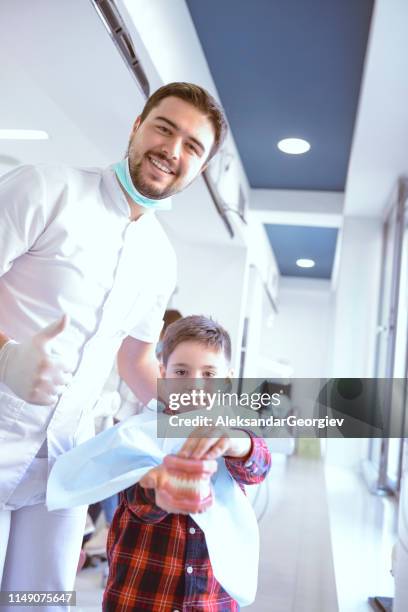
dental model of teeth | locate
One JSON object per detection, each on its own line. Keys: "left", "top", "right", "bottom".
{"left": 162, "top": 454, "right": 218, "bottom": 513}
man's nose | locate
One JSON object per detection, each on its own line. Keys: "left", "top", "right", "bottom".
{"left": 162, "top": 136, "right": 182, "bottom": 160}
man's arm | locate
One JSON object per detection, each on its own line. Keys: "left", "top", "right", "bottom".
{"left": 117, "top": 336, "right": 160, "bottom": 405}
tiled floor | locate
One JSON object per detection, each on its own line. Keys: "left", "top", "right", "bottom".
{"left": 74, "top": 454, "right": 397, "bottom": 611}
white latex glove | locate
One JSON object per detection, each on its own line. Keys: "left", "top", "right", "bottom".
{"left": 0, "top": 315, "right": 73, "bottom": 405}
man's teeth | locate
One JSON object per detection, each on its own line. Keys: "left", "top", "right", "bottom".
{"left": 168, "top": 474, "right": 210, "bottom": 496}
{"left": 150, "top": 156, "right": 172, "bottom": 174}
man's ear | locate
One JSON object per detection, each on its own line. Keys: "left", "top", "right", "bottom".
{"left": 200, "top": 162, "right": 209, "bottom": 174}
{"left": 159, "top": 362, "right": 166, "bottom": 378}
{"left": 132, "top": 116, "right": 142, "bottom": 136}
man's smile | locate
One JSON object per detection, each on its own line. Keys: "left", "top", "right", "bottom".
{"left": 147, "top": 154, "right": 175, "bottom": 175}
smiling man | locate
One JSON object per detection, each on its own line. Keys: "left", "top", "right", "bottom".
{"left": 0, "top": 82, "right": 227, "bottom": 609}
{"left": 127, "top": 95, "right": 216, "bottom": 199}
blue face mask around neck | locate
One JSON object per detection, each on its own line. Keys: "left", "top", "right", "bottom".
{"left": 113, "top": 157, "right": 172, "bottom": 211}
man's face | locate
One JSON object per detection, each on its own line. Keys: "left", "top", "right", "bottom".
{"left": 127, "top": 96, "right": 215, "bottom": 199}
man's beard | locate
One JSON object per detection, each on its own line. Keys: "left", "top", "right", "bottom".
{"left": 128, "top": 153, "right": 178, "bottom": 200}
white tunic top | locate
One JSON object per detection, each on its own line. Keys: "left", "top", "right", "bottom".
{"left": 0, "top": 163, "right": 176, "bottom": 507}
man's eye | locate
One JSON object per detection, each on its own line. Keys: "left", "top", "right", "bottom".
{"left": 186, "top": 142, "right": 198, "bottom": 155}
{"left": 203, "top": 371, "right": 216, "bottom": 378}
{"left": 175, "top": 369, "right": 187, "bottom": 376}
{"left": 157, "top": 125, "right": 171, "bottom": 134}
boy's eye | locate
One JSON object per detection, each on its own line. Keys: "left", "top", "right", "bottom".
{"left": 203, "top": 371, "right": 216, "bottom": 378}
{"left": 175, "top": 369, "right": 187, "bottom": 376}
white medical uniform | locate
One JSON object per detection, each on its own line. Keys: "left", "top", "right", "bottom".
{"left": 0, "top": 164, "right": 176, "bottom": 609}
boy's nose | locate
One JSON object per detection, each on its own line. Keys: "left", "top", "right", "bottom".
{"left": 184, "top": 376, "right": 205, "bottom": 389}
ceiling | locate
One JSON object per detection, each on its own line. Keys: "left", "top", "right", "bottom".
{"left": 186, "top": 0, "right": 373, "bottom": 278}
{"left": 186, "top": 0, "right": 374, "bottom": 191}
{"left": 264, "top": 224, "right": 338, "bottom": 279}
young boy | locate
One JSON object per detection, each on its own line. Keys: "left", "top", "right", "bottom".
{"left": 103, "top": 315, "right": 271, "bottom": 611}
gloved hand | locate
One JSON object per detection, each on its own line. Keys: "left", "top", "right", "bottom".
{"left": 0, "top": 314, "right": 73, "bottom": 405}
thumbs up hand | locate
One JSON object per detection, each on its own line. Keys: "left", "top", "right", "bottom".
{"left": 0, "top": 315, "right": 73, "bottom": 405}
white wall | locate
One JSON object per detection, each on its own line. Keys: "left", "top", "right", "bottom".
{"left": 163, "top": 229, "right": 248, "bottom": 374}
{"left": 262, "top": 278, "right": 334, "bottom": 378}
{"left": 327, "top": 216, "right": 382, "bottom": 467}
{"left": 331, "top": 216, "right": 382, "bottom": 378}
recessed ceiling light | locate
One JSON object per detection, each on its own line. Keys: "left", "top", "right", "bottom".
{"left": 277, "top": 138, "right": 310, "bottom": 155}
{"left": 296, "top": 258, "right": 315, "bottom": 268}
{"left": 0, "top": 129, "right": 49, "bottom": 140}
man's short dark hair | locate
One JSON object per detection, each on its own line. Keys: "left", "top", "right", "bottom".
{"left": 140, "top": 82, "right": 228, "bottom": 161}
{"left": 161, "top": 315, "right": 231, "bottom": 367}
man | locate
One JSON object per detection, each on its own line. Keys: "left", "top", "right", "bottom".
{"left": 0, "top": 82, "right": 227, "bottom": 607}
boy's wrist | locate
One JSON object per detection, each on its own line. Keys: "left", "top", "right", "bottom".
{"left": 225, "top": 432, "right": 252, "bottom": 459}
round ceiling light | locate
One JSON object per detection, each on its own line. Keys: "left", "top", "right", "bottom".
{"left": 277, "top": 138, "right": 310, "bottom": 155}
{"left": 296, "top": 258, "right": 315, "bottom": 268}
{"left": 0, "top": 129, "right": 49, "bottom": 140}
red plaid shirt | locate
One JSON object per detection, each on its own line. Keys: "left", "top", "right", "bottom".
{"left": 103, "top": 434, "right": 271, "bottom": 611}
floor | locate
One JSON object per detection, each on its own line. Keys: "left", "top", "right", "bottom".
{"left": 74, "top": 454, "right": 397, "bottom": 612}
{"left": 325, "top": 462, "right": 397, "bottom": 612}
{"left": 75, "top": 564, "right": 104, "bottom": 612}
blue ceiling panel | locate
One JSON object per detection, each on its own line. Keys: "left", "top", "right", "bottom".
{"left": 186, "top": 0, "right": 373, "bottom": 190}
{"left": 264, "top": 224, "right": 338, "bottom": 278}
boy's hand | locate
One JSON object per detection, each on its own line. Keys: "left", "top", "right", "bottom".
{"left": 139, "top": 466, "right": 200, "bottom": 514}
{"left": 178, "top": 425, "right": 252, "bottom": 461}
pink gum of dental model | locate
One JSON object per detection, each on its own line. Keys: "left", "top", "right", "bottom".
{"left": 161, "top": 454, "right": 218, "bottom": 513}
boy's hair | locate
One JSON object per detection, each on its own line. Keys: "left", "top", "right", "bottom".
{"left": 139, "top": 82, "right": 228, "bottom": 161}
{"left": 161, "top": 315, "right": 231, "bottom": 367}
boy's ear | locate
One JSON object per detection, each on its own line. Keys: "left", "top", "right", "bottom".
{"left": 159, "top": 363, "right": 166, "bottom": 378}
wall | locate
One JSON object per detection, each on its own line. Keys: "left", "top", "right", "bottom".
{"left": 330, "top": 216, "right": 382, "bottom": 377}
{"left": 327, "top": 216, "right": 382, "bottom": 467}
{"left": 163, "top": 229, "right": 248, "bottom": 374}
{"left": 262, "top": 278, "right": 334, "bottom": 378}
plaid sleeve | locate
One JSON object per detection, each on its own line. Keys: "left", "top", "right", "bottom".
{"left": 124, "top": 484, "right": 168, "bottom": 523}
{"left": 224, "top": 432, "right": 271, "bottom": 485}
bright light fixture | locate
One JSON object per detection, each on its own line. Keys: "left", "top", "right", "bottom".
{"left": 296, "top": 258, "right": 315, "bottom": 268}
{"left": 277, "top": 138, "right": 310, "bottom": 154}
{"left": 0, "top": 129, "right": 49, "bottom": 140}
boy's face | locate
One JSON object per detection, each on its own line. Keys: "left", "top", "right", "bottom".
{"left": 160, "top": 341, "right": 232, "bottom": 408}
{"left": 161, "top": 340, "right": 232, "bottom": 380}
